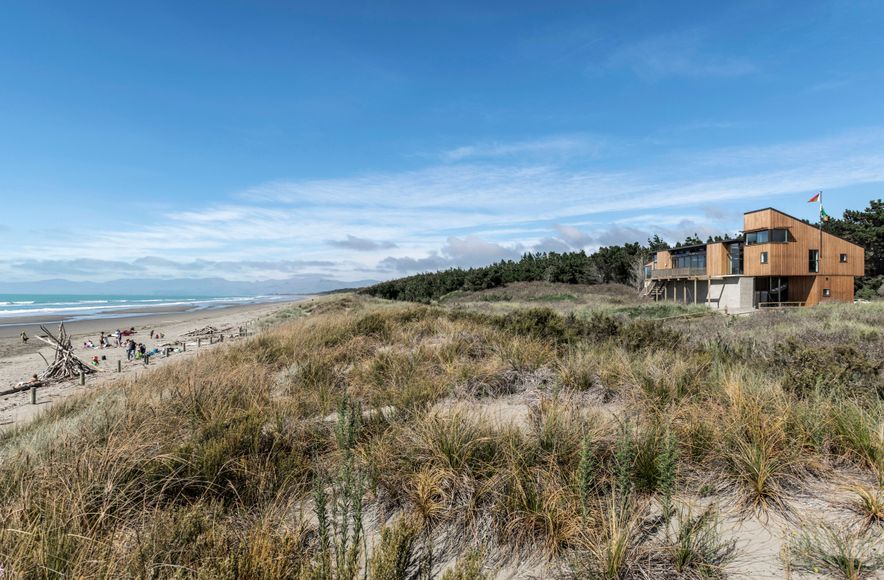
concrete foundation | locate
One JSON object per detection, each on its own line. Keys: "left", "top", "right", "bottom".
{"left": 656, "top": 276, "right": 755, "bottom": 311}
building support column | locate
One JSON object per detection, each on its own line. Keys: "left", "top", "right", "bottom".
{"left": 693, "top": 278, "right": 697, "bottom": 304}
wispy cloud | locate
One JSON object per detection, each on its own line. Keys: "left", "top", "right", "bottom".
{"left": 6, "top": 128, "right": 884, "bottom": 281}
{"left": 327, "top": 235, "right": 398, "bottom": 251}
{"left": 600, "top": 29, "right": 756, "bottom": 80}
{"left": 439, "top": 135, "right": 600, "bottom": 162}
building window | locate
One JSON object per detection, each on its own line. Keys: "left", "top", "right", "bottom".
{"left": 822, "top": 288, "right": 831, "bottom": 297}
{"left": 760, "top": 251, "right": 768, "bottom": 264}
{"left": 728, "top": 243, "right": 743, "bottom": 275}
{"left": 745, "top": 228, "right": 790, "bottom": 245}
{"left": 840, "top": 253, "right": 848, "bottom": 263}
{"left": 809, "top": 249, "right": 819, "bottom": 273}
{"left": 769, "top": 228, "right": 788, "bottom": 243}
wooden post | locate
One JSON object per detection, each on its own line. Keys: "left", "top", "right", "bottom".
{"left": 144, "top": 355, "right": 149, "bottom": 366}
{"left": 664, "top": 284, "right": 668, "bottom": 301}
{"left": 80, "top": 371, "right": 86, "bottom": 386}
{"left": 198, "top": 338, "right": 201, "bottom": 348}
{"left": 30, "top": 386, "right": 37, "bottom": 405}
{"left": 220, "top": 334, "right": 224, "bottom": 342}
{"left": 182, "top": 342, "right": 186, "bottom": 352}
{"left": 117, "top": 360, "right": 122, "bottom": 373}
{"left": 693, "top": 278, "right": 697, "bottom": 304}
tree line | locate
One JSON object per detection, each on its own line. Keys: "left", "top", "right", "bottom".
{"left": 361, "top": 199, "right": 883, "bottom": 303}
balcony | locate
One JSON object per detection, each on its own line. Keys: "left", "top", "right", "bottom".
{"left": 649, "top": 267, "right": 707, "bottom": 279}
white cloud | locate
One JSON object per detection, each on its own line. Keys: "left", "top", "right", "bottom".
{"left": 600, "top": 29, "right": 756, "bottom": 80}
{"left": 327, "top": 235, "right": 398, "bottom": 251}
{"left": 6, "top": 128, "right": 884, "bottom": 281}
{"left": 440, "top": 135, "right": 600, "bottom": 162}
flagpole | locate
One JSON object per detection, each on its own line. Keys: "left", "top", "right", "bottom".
{"left": 818, "top": 191, "right": 823, "bottom": 271}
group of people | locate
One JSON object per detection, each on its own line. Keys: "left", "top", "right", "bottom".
{"left": 79, "top": 329, "right": 162, "bottom": 364}
{"left": 124, "top": 339, "right": 149, "bottom": 361}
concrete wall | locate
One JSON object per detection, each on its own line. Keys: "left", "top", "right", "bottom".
{"left": 708, "top": 277, "right": 754, "bottom": 311}
{"left": 657, "top": 277, "right": 754, "bottom": 310}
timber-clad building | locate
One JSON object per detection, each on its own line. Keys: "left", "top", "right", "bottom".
{"left": 643, "top": 208, "right": 865, "bottom": 309}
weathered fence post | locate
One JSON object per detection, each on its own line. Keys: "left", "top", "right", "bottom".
{"left": 30, "top": 386, "right": 37, "bottom": 405}
{"left": 80, "top": 371, "right": 86, "bottom": 386}
{"left": 117, "top": 360, "right": 122, "bottom": 373}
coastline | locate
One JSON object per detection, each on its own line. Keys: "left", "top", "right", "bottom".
{"left": 0, "top": 296, "right": 311, "bottom": 428}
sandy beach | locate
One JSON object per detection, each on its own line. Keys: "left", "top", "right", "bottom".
{"left": 0, "top": 298, "right": 309, "bottom": 428}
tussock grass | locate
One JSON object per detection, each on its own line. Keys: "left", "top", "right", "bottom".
{"left": 786, "top": 521, "right": 884, "bottom": 580}
{"left": 0, "top": 291, "right": 881, "bottom": 577}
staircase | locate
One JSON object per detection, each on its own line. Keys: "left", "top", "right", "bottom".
{"left": 644, "top": 280, "right": 665, "bottom": 300}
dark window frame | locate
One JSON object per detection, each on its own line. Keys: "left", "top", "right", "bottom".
{"left": 809, "top": 249, "right": 820, "bottom": 273}
{"left": 760, "top": 251, "right": 768, "bottom": 264}
{"left": 839, "top": 253, "right": 848, "bottom": 263}
{"left": 745, "top": 228, "right": 791, "bottom": 245}
{"left": 822, "top": 288, "right": 831, "bottom": 297}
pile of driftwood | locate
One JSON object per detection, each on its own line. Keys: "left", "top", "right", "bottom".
{"left": 183, "top": 325, "right": 232, "bottom": 337}
{"left": 35, "top": 323, "right": 95, "bottom": 381}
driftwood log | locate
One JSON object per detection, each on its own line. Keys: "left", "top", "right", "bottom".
{"left": 34, "top": 323, "right": 95, "bottom": 381}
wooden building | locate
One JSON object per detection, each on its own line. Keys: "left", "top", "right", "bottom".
{"left": 643, "top": 208, "right": 865, "bottom": 309}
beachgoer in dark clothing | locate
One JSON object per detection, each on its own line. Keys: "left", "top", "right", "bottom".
{"left": 126, "top": 340, "right": 136, "bottom": 361}
{"left": 20, "top": 331, "right": 28, "bottom": 343}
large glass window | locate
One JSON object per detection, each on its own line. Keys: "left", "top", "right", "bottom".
{"left": 746, "top": 228, "right": 789, "bottom": 244}
{"left": 809, "top": 249, "right": 819, "bottom": 273}
{"left": 770, "top": 229, "right": 788, "bottom": 243}
{"left": 728, "top": 243, "right": 743, "bottom": 275}
{"left": 672, "top": 251, "right": 706, "bottom": 270}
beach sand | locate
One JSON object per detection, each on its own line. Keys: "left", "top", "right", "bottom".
{"left": 0, "top": 298, "right": 308, "bottom": 428}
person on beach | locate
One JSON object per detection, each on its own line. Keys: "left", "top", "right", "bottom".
{"left": 99, "top": 332, "right": 106, "bottom": 349}
{"left": 149, "top": 330, "right": 154, "bottom": 340}
{"left": 126, "top": 339, "right": 136, "bottom": 361}
{"left": 20, "top": 331, "right": 28, "bottom": 343}
{"left": 19, "top": 374, "right": 42, "bottom": 388}
{"left": 114, "top": 329, "right": 122, "bottom": 347}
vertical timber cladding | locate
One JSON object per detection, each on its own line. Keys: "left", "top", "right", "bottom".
{"left": 655, "top": 250, "right": 672, "bottom": 270}
{"left": 789, "top": 276, "right": 816, "bottom": 306}
{"left": 743, "top": 208, "right": 864, "bottom": 278}
{"left": 706, "top": 242, "right": 729, "bottom": 277}
{"left": 814, "top": 275, "right": 855, "bottom": 304}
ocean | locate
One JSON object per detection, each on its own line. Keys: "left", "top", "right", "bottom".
{"left": 0, "top": 294, "right": 297, "bottom": 322}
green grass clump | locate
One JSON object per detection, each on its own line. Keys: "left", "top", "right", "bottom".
{"left": 786, "top": 521, "right": 884, "bottom": 580}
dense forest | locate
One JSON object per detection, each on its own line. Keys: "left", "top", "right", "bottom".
{"left": 362, "top": 199, "right": 884, "bottom": 303}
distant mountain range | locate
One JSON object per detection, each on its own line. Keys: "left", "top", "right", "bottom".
{"left": 0, "top": 276, "right": 378, "bottom": 296}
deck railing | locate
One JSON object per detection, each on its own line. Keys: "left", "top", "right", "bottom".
{"left": 649, "top": 267, "right": 707, "bottom": 279}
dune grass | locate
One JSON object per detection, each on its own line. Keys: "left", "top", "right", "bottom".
{"left": 0, "top": 291, "right": 881, "bottom": 577}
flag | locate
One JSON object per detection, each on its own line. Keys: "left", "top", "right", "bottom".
{"left": 820, "top": 206, "right": 830, "bottom": 222}
{"left": 808, "top": 192, "right": 820, "bottom": 203}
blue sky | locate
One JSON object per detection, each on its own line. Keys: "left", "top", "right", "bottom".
{"left": 1, "top": 1, "right": 883, "bottom": 282}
